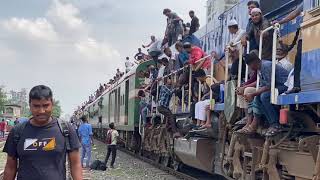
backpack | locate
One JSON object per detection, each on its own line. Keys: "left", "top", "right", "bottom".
{"left": 90, "top": 160, "right": 106, "bottom": 171}
{"left": 13, "top": 118, "right": 72, "bottom": 152}
{"left": 106, "top": 130, "right": 112, "bottom": 145}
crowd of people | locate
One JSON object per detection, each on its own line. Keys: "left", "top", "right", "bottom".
{"left": 138, "top": 1, "right": 302, "bottom": 139}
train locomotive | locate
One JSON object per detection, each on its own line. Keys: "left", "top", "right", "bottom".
{"left": 76, "top": 0, "right": 320, "bottom": 179}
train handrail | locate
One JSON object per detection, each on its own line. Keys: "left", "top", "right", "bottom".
{"left": 271, "top": 23, "right": 281, "bottom": 104}
{"left": 245, "top": 41, "right": 250, "bottom": 82}
{"left": 257, "top": 25, "right": 275, "bottom": 90}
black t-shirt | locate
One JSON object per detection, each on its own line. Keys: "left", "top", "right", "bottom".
{"left": 3, "top": 118, "right": 80, "bottom": 180}
{"left": 135, "top": 52, "right": 145, "bottom": 60}
{"left": 190, "top": 16, "right": 200, "bottom": 35}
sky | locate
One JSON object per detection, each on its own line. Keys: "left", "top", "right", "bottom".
{"left": 0, "top": 0, "right": 207, "bottom": 116}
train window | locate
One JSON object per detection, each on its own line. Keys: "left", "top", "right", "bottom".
{"left": 314, "top": 0, "right": 320, "bottom": 8}
{"left": 260, "top": 0, "right": 293, "bottom": 15}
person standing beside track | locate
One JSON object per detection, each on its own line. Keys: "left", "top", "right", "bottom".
{"left": 2, "top": 85, "right": 82, "bottom": 180}
{"left": 104, "top": 123, "right": 119, "bottom": 168}
{"left": 0, "top": 119, "right": 6, "bottom": 138}
{"left": 78, "top": 116, "right": 94, "bottom": 169}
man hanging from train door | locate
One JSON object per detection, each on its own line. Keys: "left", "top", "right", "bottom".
{"left": 272, "top": 1, "right": 303, "bottom": 94}
{"left": 157, "top": 77, "right": 182, "bottom": 138}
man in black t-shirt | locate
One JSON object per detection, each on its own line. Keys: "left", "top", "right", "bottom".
{"left": 3, "top": 85, "right": 82, "bottom": 180}
{"left": 189, "top": 10, "right": 200, "bottom": 35}
{"left": 134, "top": 48, "right": 146, "bottom": 61}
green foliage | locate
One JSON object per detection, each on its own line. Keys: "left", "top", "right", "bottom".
{"left": 0, "top": 88, "right": 7, "bottom": 114}
{"left": 52, "top": 99, "right": 62, "bottom": 118}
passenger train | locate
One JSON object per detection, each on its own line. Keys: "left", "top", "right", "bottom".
{"left": 77, "top": 0, "right": 320, "bottom": 179}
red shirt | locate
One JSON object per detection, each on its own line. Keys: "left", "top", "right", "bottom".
{"left": 0, "top": 122, "right": 5, "bottom": 131}
{"left": 188, "top": 46, "right": 211, "bottom": 69}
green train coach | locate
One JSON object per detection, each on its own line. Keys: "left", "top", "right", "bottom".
{"left": 83, "top": 61, "right": 154, "bottom": 149}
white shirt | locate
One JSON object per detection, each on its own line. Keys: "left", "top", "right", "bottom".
{"left": 149, "top": 40, "right": 162, "bottom": 53}
{"left": 229, "top": 28, "right": 246, "bottom": 45}
{"left": 125, "top": 61, "right": 134, "bottom": 72}
{"left": 157, "top": 65, "right": 166, "bottom": 85}
{"left": 277, "top": 57, "right": 293, "bottom": 72}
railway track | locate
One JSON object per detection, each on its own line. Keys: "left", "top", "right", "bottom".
{"left": 118, "top": 147, "right": 197, "bottom": 180}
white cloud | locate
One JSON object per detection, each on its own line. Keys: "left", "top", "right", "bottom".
{"left": 2, "top": 17, "right": 58, "bottom": 41}
{"left": 0, "top": 0, "right": 122, "bottom": 115}
{"left": 0, "top": 0, "right": 206, "bottom": 115}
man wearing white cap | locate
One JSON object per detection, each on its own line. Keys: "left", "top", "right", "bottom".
{"left": 243, "top": 7, "right": 273, "bottom": 60}
{"left": 228, "top": 19, "right": 245, "bottom": 47}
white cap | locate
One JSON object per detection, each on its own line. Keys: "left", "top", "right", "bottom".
{"left": 251, "top": 8, "right": 262, "bottom": 14}
{"left": 228, "top": 19, "right": 238, "bottom": 27}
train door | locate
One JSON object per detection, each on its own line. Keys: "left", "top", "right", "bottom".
{"left": 125, "top": 80, "right": 129, "bottom": 125}
{"left": 117, "top": 87, "right": 121, "bottom": 123}
{"left": 108, "top": 93, "right": 111, "bottom": 123}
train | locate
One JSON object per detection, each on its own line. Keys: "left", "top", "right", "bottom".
{"left": 77, "top": 0, "right": 320, "bottom": 179}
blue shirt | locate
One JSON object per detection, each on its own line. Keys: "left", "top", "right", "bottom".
{"left": 159, "top": 85, "right": 174, "bottom": 108}
{"left": 78, "top": 123, "right": 93, "bottom": 145}
{"left": 259, "top": 60, "right": 289, "bottom": 88}
{"left": 178, "top": 51, "right": 189, "bottom": 67}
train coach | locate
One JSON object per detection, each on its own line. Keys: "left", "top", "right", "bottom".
{"left": 78, "top": 0, "right": 320, "bottom": 179}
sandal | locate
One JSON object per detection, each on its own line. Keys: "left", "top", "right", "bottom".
{"left": 241, "top": 125, "right": 257, "bottom": 135}
{"left": 265, "top": 126, "right": 282, "bottom": 137}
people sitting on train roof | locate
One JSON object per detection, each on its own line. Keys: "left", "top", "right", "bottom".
{"left": 272, "top": 2, "right": 303, "bottom": 94}
{"left": 157, "top": 77, "right": 181, "bottom": 138}
{"left": 191, "top": 69, "right": 218, "bottom": 131}
{"left": 183, "top": 42, "right": 211, "bottom": 73}
{"left": 134, "top": 48, "right": 146, "bottom": 62}
{"left": 245, "top": 1, "right": 260, "bottom": 51}
{"left": 227, "top": 19, "right": 245, "bottom": 47}
{"left": 189, "top": 10, "right": 200, "bottom": 35}
{"left": 116, "top": 69, "right": 122, "bottom": 79}
{"left": 175, "top": 41, "right": 189, "bottom": 68}
{"left": 241, "top": 7, "right": 273, "bottom": 60}
{"left": 239, "top": 51, "right": 289, "bottom": 136}
{"left": 163, "top": 8, "right": 184, "bottom": 47}
{"left": 142, "top": 35, "right": 156, "bottom": 49}
{"left": 138, "top": 90, "right": 151, "bottom": 126}
{"left": 125, "top": 57, "right": 135, "bottom": 73}
{"left": 144, "top": 36, "right": 163, "bottom": 64}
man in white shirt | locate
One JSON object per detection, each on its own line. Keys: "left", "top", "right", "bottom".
{"left": 125, "top": 57, "right": 135, "bottom": 73}
{"left": 228, "top": 19, "right": 246, "bottom": 47}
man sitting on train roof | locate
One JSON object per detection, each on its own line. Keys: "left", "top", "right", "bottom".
{"left": 228, "top": 19, "right": 245, "bottom": 47}
{"left": 125, "top": 57, "right": 135, "bottom": 73}
{"left": 134, "top": 48, "right": 146, "bottom": 62}
{"left": 239, "top": 51, "right": 289, "bottom": 136}
{"left": 183, "top": 42, "right": 211, "bottom": 73}
{"left": 241, "top": 8, "right": 273, "bottom": 60}
{"left": 157, "top": 77, "right": 181, "bottom": 138}
{"left": 175, "top": 41, "right": 189, "bottom": 69}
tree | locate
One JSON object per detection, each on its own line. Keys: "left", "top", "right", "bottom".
{"left": 0, "top": 87, "right": 7, "bottom": 114}
{"left": 52, "top": 99, "right": 62, "bottom": 118}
